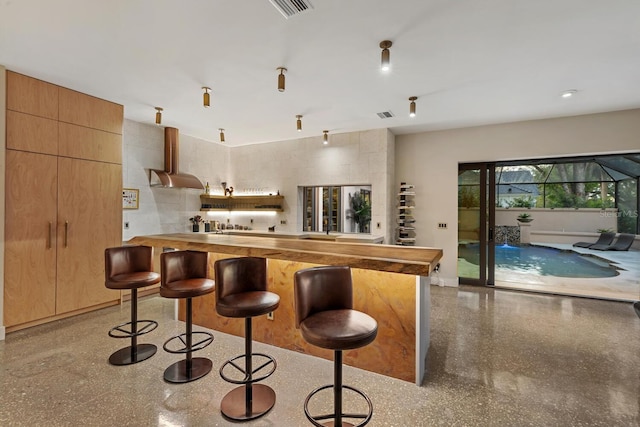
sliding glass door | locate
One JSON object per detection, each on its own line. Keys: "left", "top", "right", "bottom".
{"left": 458, "top": 163, "right": 496, "bottom": 285}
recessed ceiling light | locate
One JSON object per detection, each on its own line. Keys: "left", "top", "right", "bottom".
{"left": 561, "top": 90, "right": 577, "bottom": 98}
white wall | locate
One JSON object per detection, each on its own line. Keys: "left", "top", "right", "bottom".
{"left": 122, "top": 120, "right": 230, "bottom": 241}
{"left": 228, "top": 129, "right": 395, "bottom": 242}
{"left": 396, "top": 109, "right": 640, "bottom": 285}
{"left": 123, "top": 124, "right": 394, "bottom": 243}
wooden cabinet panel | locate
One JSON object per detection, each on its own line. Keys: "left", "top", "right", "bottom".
{"left": 6, "top": 110, "right": 59, "bottom": 155}
{"left": 55, "top": 158, "right": 122, "bottom": 313}
{"left": 4, "top": 151, "right": 58, "bottom": 326}
{"left": 58, "top": 88, "right": 123, "bottom": 134}
{"left": 6, "top": 71, "right": 58, "bottom": 119}
{"left": 5, "top": 71, "right": 125, "bottom": 330}
{"left": 58, "top": 122, "right": 122, "bottom": 164}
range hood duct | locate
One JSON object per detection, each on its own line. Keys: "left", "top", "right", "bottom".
{"left": 149, "top": 127, "right": 204, "bottom": 189}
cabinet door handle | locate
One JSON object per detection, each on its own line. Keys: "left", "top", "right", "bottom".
{"left": 64, "top": 221, "right": 69, "bottom": 248}
{"left": 47, "top": 222, "right": 52, "bottom": 249}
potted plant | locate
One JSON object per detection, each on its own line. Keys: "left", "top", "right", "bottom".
{"left": 517, "top": 213, "right": 533, "bottom": 223}
{"left": 189, "top": 215, "right": 203, "bottom": 232}
{"left": 347, "top": 192, "right": 372, "bottom": 233}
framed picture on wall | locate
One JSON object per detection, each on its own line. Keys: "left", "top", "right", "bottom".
{"left": 122, "top": 188, "right": 139, "bottom": 209}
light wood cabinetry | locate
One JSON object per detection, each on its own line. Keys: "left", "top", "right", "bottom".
{"left": 4, "top": 151, "right": 58, "bottom": 326}
{"left": 56, "top": 158, "right": 122, "bottom": 313}
{"left": 4, "top": 71, "right": 123, "bottom": 330}
{"left": 58, "top": 122, "right": 122, "bottom": 163}
{"left": 6, "top": 71, "right": 58, "bottom": 119}
{"left": 6, "top": 111, "right": 58, "bottom": 155}
{"left": 59, "top": 87, "right": 123, "bottom": 134}
{"left": 200, "top": 194, "right": 285, "bottom": 212}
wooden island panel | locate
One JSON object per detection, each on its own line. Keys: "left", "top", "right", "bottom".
{"left": 128, "top": 233, "right": 442, "bottom": 383}
{"left": 191, "top": 256, "right": 417, "bottom": 382}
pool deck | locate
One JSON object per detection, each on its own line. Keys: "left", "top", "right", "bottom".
{"left": 495, "top": 243, "right": 640, "bottom": 301}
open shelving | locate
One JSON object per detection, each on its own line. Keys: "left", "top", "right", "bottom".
{"left": 396, "top": 183, "right": 416, "bottom": 246}
{"left": 200, "top": 194, "right": 284, "bottom": 212}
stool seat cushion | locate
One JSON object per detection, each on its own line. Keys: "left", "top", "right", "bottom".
{"left": 300, "top": 309, "right": 378, "bottom": 351}
{"left": 106, "top": 271, "right": 161, "bottom": 290}
{"left": 160, "top": 278, "right": 215, "bottom": 299}
{"left": 217, "top": 291, "right": 280, "bottom": 318}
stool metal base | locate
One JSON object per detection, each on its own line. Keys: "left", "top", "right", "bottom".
{"left": 304, "top": 384, "right": 372, "bottom": 427}
{"left": 221, "top": 384, "right": 276, "bottom": 421}
{"left": 109, "top": 343, "right": 157, "bottom": 366}
{"left": 164, "top": 357, "right": 212, "bottom": 383}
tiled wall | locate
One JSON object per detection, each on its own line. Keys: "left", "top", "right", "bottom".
{"left": 123, "top": 121, "right": 394, "bottom": 243}
{"left": 122, "top": 120, "right": 229, "bottom": 241}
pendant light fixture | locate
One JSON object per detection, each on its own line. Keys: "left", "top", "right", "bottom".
{"left": 202, "top": 87, "right": 211, "bottom": 108}
{"left": 380, "top": 40, "right": 392, "bottom": 72}
{"left": 277, "top": 67, "right": 287, "bottom": 92}
{"left": 219, "top": 128, "right": 225, "bottom": 143}
{"left": 409, "top": 96, "right": 417, "bottom": 117}
{"left": 323, "top": 130, "right": 329, "bottom": 145}
{"left": 155, "top": 107, "right": 163, "bottom": 125}
{"left": 296, "top": 115, "right": 303, "bottom": 132}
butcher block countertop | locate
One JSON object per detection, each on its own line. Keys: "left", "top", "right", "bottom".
{"left": 128, "top": 233, "right": 442, "bottom": 276}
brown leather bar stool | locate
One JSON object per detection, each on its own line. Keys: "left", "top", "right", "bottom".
{"left": 294, "top": 266, "right": 378, "bottom": 427}
{"left": 161, "top": 250, "right": 215, "bottom": 383}
{"left": 214, "top": 257, "right": 280, "bottom": 421}
{"left": 105, "top": 245, "right": 160, "bottom": 366}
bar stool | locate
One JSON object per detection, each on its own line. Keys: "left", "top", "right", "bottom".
{"left": 105, "top": 245, "right": 160, "bottom": 366}
{"left": 294, "top": 266, "right": 378, "bottom": 427}
{"left": 161, "top": 250, "right": 215, "bottom": 383}
{"left": 214, "top": 257, "right": 280, "bottom": 421}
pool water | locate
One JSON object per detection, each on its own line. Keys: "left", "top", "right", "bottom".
{"left": 458, "top": 244, "right": 619, "bottom": 278}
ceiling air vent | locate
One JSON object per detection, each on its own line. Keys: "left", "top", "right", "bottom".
{"left": 269, "top": 0, "right": 314, "bottom": 19}
{"left": 376, "top": 111, "right": 395, "bottom": 119}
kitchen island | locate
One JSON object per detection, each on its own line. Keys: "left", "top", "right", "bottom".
{"left": 128, "top": 233, "right": 442, "bottom": 384}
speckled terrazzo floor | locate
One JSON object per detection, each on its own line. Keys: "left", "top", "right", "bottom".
{"left": 1, "top": 286, "right": 639, "bottom": 426}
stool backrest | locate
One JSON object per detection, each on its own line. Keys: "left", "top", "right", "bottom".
{"left": 105, "top": 245, "right": 154, "bottom": 281}
{"left": 215, "top": 257, "right": 267, "bottom": 299}
{"left": 161, "top": 250, "right": 209, "bottom": 285}
{"left": 293, "top": 265, "right": 353, "bottom": 328}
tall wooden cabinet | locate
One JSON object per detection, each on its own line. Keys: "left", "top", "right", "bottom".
{"left": 4, "top": 71, "right": 123, "bottom": 330}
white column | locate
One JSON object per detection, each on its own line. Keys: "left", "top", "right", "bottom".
{"left": 415, "top": 274, "right": 430, "bottom": 385}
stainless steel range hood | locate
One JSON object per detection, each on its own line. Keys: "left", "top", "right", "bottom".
{"left": 149, "top": 127, "right": 204, "bottom": 189}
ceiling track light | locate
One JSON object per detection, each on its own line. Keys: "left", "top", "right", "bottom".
{"left": 296, "top": 115, "right": 303, "bottom": 132}
{"left": 219, "top": 128, "right": 225, "bottom": 143}
{"left": 409, "top": 96, "right": 417, "bottom": 117}
{"left": 323, "top": 130, "right": 329, "bottom": 145}
{"left": 380, "top": 40, "right": 392, "bottom": 72}
{"left": 277, "top": 67, "right": 287, "bottom": 92}
{"left": 202, "top": 87, "right": 211, "bottom": 108}
{"left": 155, "top": 107, "right": 163, "bottom": 125}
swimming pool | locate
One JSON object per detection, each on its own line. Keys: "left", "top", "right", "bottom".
{"left": 458, "top": 244, "right": 619, "bottom": 278}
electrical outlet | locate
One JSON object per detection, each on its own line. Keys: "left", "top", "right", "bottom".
{"left": 280, "top": 219, "right": 287, "bottom": 225}
{"left": 250, "top": 218, "right": 254, "bottom": 224}
{"left": 437, "top": 223, "right": 448, "bottom": 229}
{"left": 124, "top": 222, "right": 129, "bottom": 229}
{"left": 377, "top": 222, "right": 381, "bottom": 229}
{"left": 266, "top": 312, "right": 274, "bottom": 320}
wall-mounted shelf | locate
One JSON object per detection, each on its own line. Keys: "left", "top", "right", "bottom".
{"left": 396, "top": 183, "right": 416, "bottom": 246}
{"left": 200, "top": 194, "right": 284, "bottom": 212}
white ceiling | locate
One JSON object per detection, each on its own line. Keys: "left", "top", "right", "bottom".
{"left": 2, "top": 0, "right": 640, "bottom": 147}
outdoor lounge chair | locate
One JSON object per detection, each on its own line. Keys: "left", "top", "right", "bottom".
{"left": 590, "top": 233, "right": 636, "bottom": 251}
{"left": 572, "top": 232, "right": 615, "bottom": 248}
